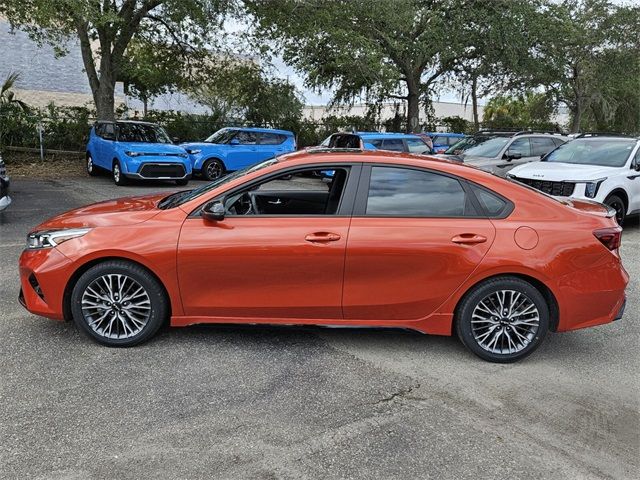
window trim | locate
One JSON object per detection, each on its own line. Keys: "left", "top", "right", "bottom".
{"left": 189, "top": 163, "right": 362, "bottom": 218}
{"left": 353, "top": 163, "right": 513, "bottom": 219}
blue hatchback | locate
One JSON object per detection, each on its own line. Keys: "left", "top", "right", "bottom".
{"left": 181, "top": 127, "right": 296, "bottom": 180}
{"left": 86, "top": 120, "right": 191, "bottom": 186}
{"left": 320, "top": 131, "right": 432, "bottom": 153}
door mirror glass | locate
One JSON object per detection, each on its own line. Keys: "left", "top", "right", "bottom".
{"left": 202, "top": 201, "right": 225, "bottom": 221}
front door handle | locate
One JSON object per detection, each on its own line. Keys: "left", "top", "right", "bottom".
{"left": 452, "top": 233, "right": 487, "bottom": 245}
{"left": 305, "top": 232, "right": 341, "bottom": 243}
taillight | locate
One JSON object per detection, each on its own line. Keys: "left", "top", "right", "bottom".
{"left": 593, "top": 227, "right": 622, "bottom": 251}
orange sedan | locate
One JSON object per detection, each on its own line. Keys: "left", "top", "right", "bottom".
{"left": 19, "top": 150, "right": 628, "bottom": 362}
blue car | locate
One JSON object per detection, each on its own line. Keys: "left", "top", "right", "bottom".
{"left": 86, "top": 120, "right": 191, "bottom": 186}
{"left": 320, "top": 131, "right": 432, "bottom": 154}
{"left": 181, "top": 127, "right": 296, "bottom": 180}
{"left": 427, "top": 132, "right": 466, "bottom": 154}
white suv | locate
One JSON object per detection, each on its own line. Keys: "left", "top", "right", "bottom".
{"left": 508, "top": 134, "right": 640, "bottom": 226}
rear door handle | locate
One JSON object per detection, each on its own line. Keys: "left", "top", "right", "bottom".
{"left": 305, "top": 232, "right": 341, "bottom": 243}
{"left": 452, "top": 234, "right": 487, "bottom": 245}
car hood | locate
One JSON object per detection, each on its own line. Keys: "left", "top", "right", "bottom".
{"left": 34, "top": 193, "right": 168, "bottom": 231}
{"left": 508, "top": 161, "right": 620, "bottom": 181}
{"left": 460, "top": 155, "right": 500, "bottom": 168}
{"left": 180, "top": 142, "right": 222, "bottom": 150}
{"left": 120, "top": 142, "right": 187, "bottom": 155}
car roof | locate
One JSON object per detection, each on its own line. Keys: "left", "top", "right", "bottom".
{"left": 226, "top": 127, "right": 294, "bottom": 135}
{"left": 429, "top": 132, "right": 465, "bottom": 137}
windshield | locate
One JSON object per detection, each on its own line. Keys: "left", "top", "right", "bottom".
{"left": 205, "top": 128, "right": 238, "bottom": 144}
{"left": 158, "top": 158, "right": 279, "bottom": 209}
{"left": 544, "top": 138, "right": 635, "bottom": 167}
{"left": 464, "top": 137, "right": 511, "bottom": 158}
{"left": 444, "top": 136, "right": 487, "bottom": 154}
{"left": 116, "top": 123, "right": 172, "bottom": 143}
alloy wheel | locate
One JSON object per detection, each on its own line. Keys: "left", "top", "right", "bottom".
{"left": 81, "top": 274, "right": 151, "bottom": 339}
{"left": 471, "top": 289, "right": 540, "bottom": 355}
{"left": 206, "top": 160, "right": 223, "bottom": 180}
{"left": 113, "top": 164, "right": 121, "bottom": 183}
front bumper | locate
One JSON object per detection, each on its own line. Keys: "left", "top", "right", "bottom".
{"left": 19, "top": 247, "right": 74, "bottom": 320}
{"left": 0, "top": 175, "right": 11, "bottom": 211}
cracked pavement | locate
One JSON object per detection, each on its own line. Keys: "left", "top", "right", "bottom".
{"left": 1, "top": 175, "right": 638, "bottom": 479}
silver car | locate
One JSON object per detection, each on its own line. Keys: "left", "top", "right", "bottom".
{"left": 450, "top": 132, "right": 568, "bottom": 177}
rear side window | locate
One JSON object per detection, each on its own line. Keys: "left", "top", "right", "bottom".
{"left": 530, "top": 137, "right": 557, "bottom": 156}
{"left": 259, "top": 133, "right": 286, "bottom": 145}
{"left": 470, "top": 184, "right": 509, "bottom": 217}
{"left": 366, "top": 166, "right": 473, "bottom": 217}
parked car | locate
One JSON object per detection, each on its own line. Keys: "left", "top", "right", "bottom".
{"left": 320, "top": 131, "right": 431, "bottom": 154}
{"left": 181, "top": 127, "right": 296, "bottom": 181}
{"left": 427, "top": 132, "right": 466, "bottom": 153}
{"left": 450, "top": 131, "right": 568, "bottom": 177}
{"left": 0, "top": 154, "right": 11, "bottom": 212}
{"left": 86, "top": 120, "right": 191, "bottom": 186}
{"left": 441, "top": 130, "right": 519, "bottom": 156}
{"left": 19, "top": 150, "right": 628, "bottom": 363}
{"left": 508, "top": 134, "right": 640, "bottom": 226}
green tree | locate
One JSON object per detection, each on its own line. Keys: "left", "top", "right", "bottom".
{"left": 0, "top": 72, "right": 29, "bottom": 112}
{"left": 482, "top": 92, "right": 558, "bottom": 131}
{"left": 531, "top": 0, "right": 639, "bottom": 132}
{"left": 245, "top": 0, "right": 469, "bottom": 133}
{"left": 0, "top": 0, "right": 232, "bottom": 120}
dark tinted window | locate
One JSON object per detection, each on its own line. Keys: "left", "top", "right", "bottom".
{"left": 508, "top": 138, "right": 531, "bottom": 157}
{"left": 381, "top": 139, "right": 405, "bottom": 151}
{"left": 116, "top": 123, "right": 170, "bottom": 143}
{"left": 530, "top": 137, "right": 557, "bottom": 156}
{"left": 235, "top": 131, "right": 258, "bottom": 144}
{"left": 94, "top": 123, "right": 105, "bottom": 137}
{"left": 366, "top": 167, "right": 470, "bottom": 217}
{"left": 259, "top": 133, "right": 286, "bottom": 145}
{"left": 471, "top": 185, "right": 508, "bottom": 217}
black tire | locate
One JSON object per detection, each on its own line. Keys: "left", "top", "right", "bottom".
{"left": 86, "top": 154, "right": 98, "bottom": 176}
{"left": 604, "top": 193, "right": 626, "bottom": 227}
{"left": 112, "top": 160, "right": 128, "bottom": 186}
{"left": 202, "top": 158, "right": 225, "bottom": 181}
{"left": 455, "top": 276, "right": 549, "bottom": 363}
{"left": 70, "top": 260, "right": 169, "bottom": 347}
{"left": 175, "top": 178, "right": 189, "bottom": 186}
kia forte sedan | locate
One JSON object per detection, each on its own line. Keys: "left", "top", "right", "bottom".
{"left": 19, "top": 150, "right": 628, "bottom": 362}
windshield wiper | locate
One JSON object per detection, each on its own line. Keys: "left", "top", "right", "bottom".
{"left": 158, "top": 189, "right": 193, "bottom": 209}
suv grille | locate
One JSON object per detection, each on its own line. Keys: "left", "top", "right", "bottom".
{"left": 512, "top": 176, "right": 575, "bottom": 196}
{"left": 139, "top": 163, "right": 186, "bottom": 178}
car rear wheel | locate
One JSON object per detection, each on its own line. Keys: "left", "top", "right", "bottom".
{"left": 202, "top": 158, "right": 224, "bottom": 181}
{"left": 456, "top": 276, "right": 549, "bottom": 363}
{"left": 604, "top": 194, "right": 626, "bottom": 227}
{"left": 112, "top": 160, "right": 128, "bottom": 186}
{"left": 86, "top": 154, "right": 98, "bottom": 176}
{"left": 70, "top": 260, "right": 168, "bottom": 347}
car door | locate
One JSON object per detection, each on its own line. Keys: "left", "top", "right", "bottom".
{"left": 226, "top": 130, "right": 260, "bottom": 169}
{"left": 97, "top": 122, "right": 117, "bottom": 169}
{"left": 177, "top": 164, "right": 360, "bottom": 320}
{"left": 496, "top": 137, "right": 532, "bottom": 174}
{"left": 257, "top": 133, "right": 287, "bottom": 161}
{"left": 628, "top": 148, "right": 640, "bottom": 213}
{"left": 343, "top": 165, "right": 496, "bottom": 322}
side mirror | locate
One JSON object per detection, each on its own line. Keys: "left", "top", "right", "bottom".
{"left": 202, "top": 201, "right": 225, "bottom": 222}
{"left": 634, "top": 163, "right": 640, "bottom": 172}
{"left": 229, "top": 138, "right": 240, "bottom": 145}
{"left": 504, "top": 151, "right": 522, "bottom": 161}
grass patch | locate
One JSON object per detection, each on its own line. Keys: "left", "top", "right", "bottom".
{"left": 2, "top": 150, "right": 85, "bottom": 178}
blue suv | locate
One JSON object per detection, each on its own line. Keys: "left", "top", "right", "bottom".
{"left": 86, "top": 120, "right": 191, "bottom": 186}
{"left": 181, "top": 127, "right": 296, "bottom": 180}
{"left": 427, "top": 132, "right": 466, "bottom": 153}
{"left": 320, "top": 132, "right": 431, "bottom": 153}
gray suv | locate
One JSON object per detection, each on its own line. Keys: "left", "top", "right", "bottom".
{"left": 449, "top": 131, "right": 568, "bottom": 177}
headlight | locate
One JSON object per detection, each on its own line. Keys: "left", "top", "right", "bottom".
{"left": 186, "top": 149, "right": 201, "bottom": 155}
{"left": 26, "top": 228, "right": 91, "bottom": 250}
{"left": 125, "top": 151, "right": 142, "bottom": 157}
{"left": 584, "top": 178, "right": 606, "bottom": 198}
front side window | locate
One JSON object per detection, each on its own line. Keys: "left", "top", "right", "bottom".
{"left": 508, "top": 138, "right": 531, "bottom": 157}
{"left": 381, "top": 139, "right": 405, "bottom": 152}
{"left": 406, "top": 138, "right": 430, "bottom": 153}
{"left": 235, "top": 130, "right": 259, "bottom": 145}
{"left": 366, "top": 167, "right": 471, "bottom": 217}
{"left": 225, "top": 168, "right": 350, "bottom": 216}
{"left": 544, "top": 138, "right": 636, "bottom": 167}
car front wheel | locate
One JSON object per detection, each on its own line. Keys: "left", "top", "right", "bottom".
{"left": 112, "top": 160, "right": 128, "bottom": 186}
{"left": 202, "top": 158, "right": 224, "bottom": 181}
{"left": 70, "top": 260, "right": 168, "bottom": 347}
{"left": 456, "top": 276, "right": 549, "bottom": 363}
{"left": 87, "top": 154, "right": 98, "bottom": 176}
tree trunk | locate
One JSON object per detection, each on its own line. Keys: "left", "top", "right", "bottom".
{"left": 471, "top": 76, "right": 479, "bottom": 131}
{"left": 94, "top": 80, "right": 116, "bottom": 121}
{"left": 570, "top": 99, "right": 583, "bottom": 133}
{"left": 143, "top": 96, "right": 149, "bottom": 117}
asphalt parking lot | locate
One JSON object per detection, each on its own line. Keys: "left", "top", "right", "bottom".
{"left": 0, "top": 175, "right": 638, "bottom": 479}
